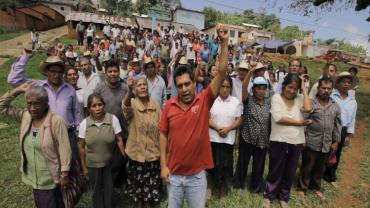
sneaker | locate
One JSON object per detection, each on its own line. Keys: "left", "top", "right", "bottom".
{"left": 280, "top": 200, "right": 289, "bottom": 208}
{"left": 263, "top": 198, "right": 271, "bottom": 208}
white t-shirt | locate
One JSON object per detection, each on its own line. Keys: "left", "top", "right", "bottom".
{"left": 209, "top": 96, "right": 243, "bottom": 145}
{"left": 86, "top": 28, "right": 94, "bottom": 37}
{"left": 112, "top": 28, "right": 121, "bottom": 39}
{"left": 78, "top": 114, "right": 122, "bottom": 139}
{"left": 270, "top": 94, "right": 305, "bottom": 144}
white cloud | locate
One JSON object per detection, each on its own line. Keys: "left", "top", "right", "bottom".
{"left": 344, "top": 24, "right": 361, "bottom": 35}
{"left": 347, "top": 37, "right": 370, "bottom": 55}
{"left": 319, "top": 21, "right": 329, "bottom": 27}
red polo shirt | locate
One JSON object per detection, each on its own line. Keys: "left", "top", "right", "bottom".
{"left": 159, "top": 86, "right": 216, "bottom": 176}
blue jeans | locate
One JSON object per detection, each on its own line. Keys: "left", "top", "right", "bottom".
{"left": 167, "top": 170, "right": 207, "bottom": 208}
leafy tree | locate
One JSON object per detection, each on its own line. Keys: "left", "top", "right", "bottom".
{"left": 276, "top": 25, "right": 308, "bottom": 41}
{"left": 203, "top": 7, "right": 281, "bottom": 32}
{"left": 289, "top": 0, "right": 370, "bottom": 21}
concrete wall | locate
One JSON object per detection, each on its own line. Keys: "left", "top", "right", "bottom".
{"left": 43, "top": 3, "right": 74, "bottom": 17}
{"left": 173, "top": 10, "right": 204, "bottom": 30}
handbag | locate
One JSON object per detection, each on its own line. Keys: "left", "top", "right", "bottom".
{"left": 49, "top": 114, "right": 87, "bottom": 208}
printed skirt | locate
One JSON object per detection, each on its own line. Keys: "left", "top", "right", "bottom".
{"left": 125, "top": 158, "right": 162, "bottom": 203}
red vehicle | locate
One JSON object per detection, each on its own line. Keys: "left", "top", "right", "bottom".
{"left": 317, "top": 49, "right": 351, "bottom": 63}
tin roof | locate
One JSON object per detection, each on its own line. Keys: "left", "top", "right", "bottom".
{"left": 65, "top": 12, "right": 138, "bottom": 28}
{"left": 135, "top": 16, "right": 199, "bottom": 32}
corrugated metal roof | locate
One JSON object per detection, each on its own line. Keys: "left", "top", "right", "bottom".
{"left": 17, "top": 8, "right": 45, "bottom": 21}
{"left": 65, "top": 12, "right": 137, "bottom": 28}
{"left": 135, "top": 17, "right": 199, "bottom": 32}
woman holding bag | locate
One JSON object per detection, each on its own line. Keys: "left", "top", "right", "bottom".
{"left": 0, "top": 83, "right": 71, "bottom": 208}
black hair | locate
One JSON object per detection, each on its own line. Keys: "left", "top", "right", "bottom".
{"left": 174, "top": 65, "right": 194, "bottom": 87}
{"left": 348, "top": 67, "right": 358, "bottom": 74}
{"left": 87, "top": 93, "right": 105, "bottom": 109}
{"left": 223, "top": 75, "right": 233, "bottom": 94}
{"left": 282, "top": 73, "right": 302, "bottom": 91}
{"left": 289, "top": 58, "right": 302, "bottom": 67}
{"left": 318, "top": 76, "right": 334, "bottom": 88}
{"left": 64, "top": 67, "right": 79, "bottom": 81}
{"left": 105, "top": 60, "right": 119, "bottom": 71}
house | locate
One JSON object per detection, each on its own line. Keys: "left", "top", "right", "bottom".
{"left": 135, "top": 16, "right": 200, "bottom": 33}
{"left": 203, "top": 23, "right": 273, "bottom": 45}
{"left": 172, "top": 8, "right": 205, "bottom": 30}
{"left": 0, "top": 4, "right": 65, "bottom": 31}
{"left": 39, "top": 0, "right": 79, "bottom": 17}
{"left": 203, "top": 24, "right": 249, "bottom": 45}
{"left": 65, "top": 12, "right": 138, "bottom": 39}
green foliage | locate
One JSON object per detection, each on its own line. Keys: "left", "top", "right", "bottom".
{"left": 0, "top": 27, "right": 26, "bottom": 42}
{"left": 276, "top": 25, "right": 308, "bottom": 41}
{"left": 203, "top": 7, "right": 281, "bottom": 33}
{"left": 318, "top": 38, "right": 366, "bottom": 54}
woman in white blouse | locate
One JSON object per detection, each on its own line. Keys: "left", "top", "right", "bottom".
{"left": 208, "top": 76, "right": 243, "bottom": 198}
{"left": 264, "top": 73, "right": 312, "bottom": 208}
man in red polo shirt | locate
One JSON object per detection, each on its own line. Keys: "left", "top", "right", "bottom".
{"left": 159, "top": 24, "right": 229, "bottom": 208}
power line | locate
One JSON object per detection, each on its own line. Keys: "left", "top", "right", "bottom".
{"left": 204, "top": 0, "right": 368, "bottom": 38}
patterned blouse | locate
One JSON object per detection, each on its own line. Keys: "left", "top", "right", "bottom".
{"left": 240, "top": 95, "right": 271, "bottom": 149}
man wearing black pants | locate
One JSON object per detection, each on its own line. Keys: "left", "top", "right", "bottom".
{"left": 76, "top": 20, "right": 85, "bottom": 46}
{"left": 298, "top": 77, "right": 341, "bottom": 198}
{"left": 323, "top": 72, "right": 357, "bottom": 187}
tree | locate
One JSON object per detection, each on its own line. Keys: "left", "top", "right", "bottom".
{"left": 289, "top": 0, "right": 370, "bottom": 21}
{"left": 276, "top": 25, "right": 308, "bottom": 41}
{"left": 202, "top": 7, "right": 281, "bottom": 32}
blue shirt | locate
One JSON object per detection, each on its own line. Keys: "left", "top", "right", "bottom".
{"left": 331, "top": 89, "right": 357, "bottom": 134}
{"left": 211, "top": 42, "right": 219, "bottom": 56}
{"left": 200, "top": 48, "right": 210, "bottom": 63}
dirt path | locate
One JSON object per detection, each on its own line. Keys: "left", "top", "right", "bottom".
{"left": 331, "top": 120, "right": 367, "bottom": 207}
{"left": 0, "top": 25, "right": 68, "bottom": 57}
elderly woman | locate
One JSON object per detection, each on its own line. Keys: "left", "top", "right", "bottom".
{"left": 0, "top": 83, "right": 71, "bottom": 208}
{"left": 264, "top": 74, "right": 312, "bottom": 208}
{"left": 123, "top": 76, "right": 162, "bottom": 208}
{"left": 79, "top": 93, "right": 125, "bottom": 208}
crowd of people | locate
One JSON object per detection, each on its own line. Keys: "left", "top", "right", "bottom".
{"left": 0, "top": 21, "right": 360, "bottom": 208}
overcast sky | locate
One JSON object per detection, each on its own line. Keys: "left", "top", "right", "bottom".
{"left": 181, "top": 0, "right": 370, "bottom": 54}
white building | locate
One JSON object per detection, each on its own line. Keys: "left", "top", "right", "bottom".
{"left": 173, "top": 8, "right": 205, "bottom": 30}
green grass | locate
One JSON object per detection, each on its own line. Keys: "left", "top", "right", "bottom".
{"left": 0, "top": 55, "right": 369, "bottom": 207}
{"left": 352, "top": 119, "right": 370, "bottom": 208}
{"left": 0, "top": 27, "right": 27, "bottom": 42}
{"left": 57, "top": 35, "right": 77, "bottom": 46}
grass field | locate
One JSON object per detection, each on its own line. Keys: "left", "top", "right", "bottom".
{"left": 0, "top": 54, "right": 368, "bottom": 208}
{"left": 0, "top": 27, "right": 27, "bottom": 42}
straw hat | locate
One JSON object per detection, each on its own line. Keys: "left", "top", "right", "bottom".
{"left": 143, "top": 58, "right": 155, "bottom": 69}
{"left": 336, "top": 71, "right": 353, "bottom": 83}
{"left": 238, "top": 62, "right": 249, "bottom": 70}
{"left": 255, "top": 62, "right": 266, "bottom": 70}
{"left": 39, "top": 56, "right": 65, "bottom": 75}
{"left": 179, "top": 56, "right": 188, "bottom": 65}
